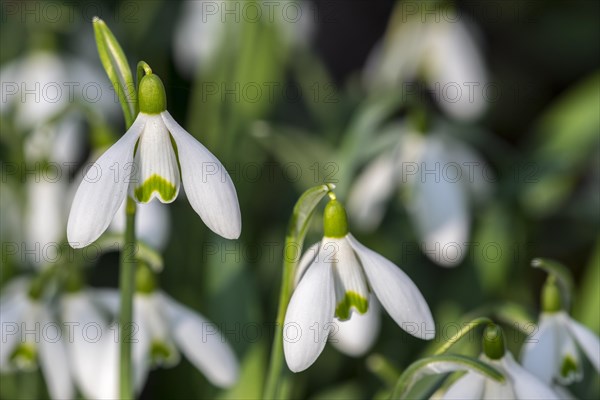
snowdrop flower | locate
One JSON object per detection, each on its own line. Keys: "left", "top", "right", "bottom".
{"left": 61, "top": 288, "right": 120, "bottom": 400}
{"left": 132, "top": 266, "right": 239, "bottom": 389}
{"left": 365, "top": 7, "right": 487, "bottom": 120}
{"left": 173, "top": 0, "right": 314, "bottom": 78}
{"left": 0, "top": 51, "right": 117, "bottom": 131}
{"left": 67, "top": 73, "right": 241, "bottom": 248}
{"left": 284, "top": 198, "right": 434, "bottom": 372}
{"left": 521, "top": 278, "right": 600, "bottom": 385}
{"left": 443, "top": 325, "right": 560, "bottom": 400}
{"left": 348, "top": 127, "right": 490, "bottom": 267}
{"left": 24, "top": 178, "right": 69, "bottom": 269}
{"left": 0, "top": 278, "right": 73, "bottom": 400}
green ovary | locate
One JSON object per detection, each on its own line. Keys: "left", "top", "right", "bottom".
{"left": 335, "top": 291, "right": 368, "bottom": 320}
{"left": 134, "top": 174, "right": 177, "bottom": 203}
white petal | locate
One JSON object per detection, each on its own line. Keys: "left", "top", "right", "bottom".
{"left": 38, "top": 311, "right": 74, "bottom": 400}
{"left": 556, "top": 323, "right": 583, "bottom": 384}
{"left": 90, "top": 288, "right": 121, "bottom": 315}
{"left": 162, "top": 112, "right": 241, "bottom": 239}
{"left": 61, "top": 291, "right": 118, "bottom": 400}
{"left": 442, "top": 371, "right": 485, "bottom": 400}
{"left": 160, "top": 292, "right": 239, "bottom": 388}
{"left": 330, "top": 295, "right": 380, "bottom": 357}
{"left": 0, "top": 289, "right": 27, "bottom": 371}
{"left": 564, "top": 314, "right": 600, "bottom": 373}
{"left": 482, "top": 378, "right": 515, "bottom": 399}
{"left": 132, "top": 295, "right": 156, "bottom": 391}
{"left": 521, "top": 314, "right": 559, "bottom": 384}
{"left": 347, "top": 234, "right": 435, "bottom": 340}
{"left": 67, "top": 115, "right": 145, "bottom": 248}
{"left": 502, "top": 352, "right": 561, "bottom": 400}
{"left": 425, "top": 18, "right": 487, "bottom": 120}
{"left": 12, "top": 52, "right": 69, "bottom": 130}
{"left": 347, "top": 152, "right": 397, "bottom": 232}
{"left": 109, "top": 199, "right": 171, "bottom": 251}
{"left": 173, "top": 0, "right": 226, "bottom": 77}
{"left": 294, "top": 242, "right": 320, "bottom": 287}
{"left": 132, "top": 114, "right": 180, "bottom": 204}
{"left": 25, "top": 179, "right": 67, "bottom": 268}
{"left": 326, "top": 237, "right": 369, "bottom": 320}
{"left": 283, "top": 244, "right": 335, "bottom": 372}
{"left": 407, "top": 137, "right": 470, "bottom": 267}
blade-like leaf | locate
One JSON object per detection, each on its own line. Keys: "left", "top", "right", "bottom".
{"left": 391, "top": 354, "right": 504, "bottom": 400}
{"left": 93, "top": 17, "right": 136, "bottom": 127}
{"left": 433, "top": 317, "right": 493, "bottom": 355}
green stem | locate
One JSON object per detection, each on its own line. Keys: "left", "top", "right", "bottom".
{"left": 119, "top": 197, "right": 137, "bottom": 399}
{"left": 263, "top": 184, "right": 334, "bottom": 399}
{"left": 264, "top": 236, "right": 297, "bottom": 399}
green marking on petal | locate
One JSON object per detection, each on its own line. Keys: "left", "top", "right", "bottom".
{"left": 150, "top": 340, "right": 178, "bottom": 367}
{"left": 335, "top": 291, "right": 368, "bottom": 320}
{"left": 134, "top": 174, "right": 177, "bottom": 203}
{"left": 10, "top": 343, "right": 37, "bottom": 371}
{"left": 560, "top": 354, "right": 579, "bottom": 379}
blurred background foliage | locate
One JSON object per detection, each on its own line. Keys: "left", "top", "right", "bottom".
{"left": 1, "top": 0, "right": 599, "bottom": 399}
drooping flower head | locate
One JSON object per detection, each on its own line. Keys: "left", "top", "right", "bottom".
{"left": 283, "top": 196, "right": 435, "bottom": 372}
{"left": 443, "top": 324, "right": 561, "bottom": 399}
{"left": 67, "top": 72, "right": 241, "bottom": 248}
{"left": 521, "top": 276, "right": 600, "bottom": 385}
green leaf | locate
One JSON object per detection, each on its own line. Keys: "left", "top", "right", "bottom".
{"left": 252, "top": 123, "right": 336, "bottom": 192}
{"left": 93, "top": 17, "right": 136, "bottom": 127}
{"left": 473, "top": 204, "right": 514, "bottom": 294}
{"left": 574, "top": 240, "right": 600, "bottom": 334}
{"left": 521, "top": 72, "right": 600, "bottom": 216}
{"left": 287, "top": 184, "right": 335, "bottom": 246}
{"left": 531, "top": 258, "right": 575, "bottom": 309}
{"left": 336, "top": 92, "right": 403, "bottom": 195}
{"left": 391, "top": 354, "right": 505, "bottom": 400}
{"left": 433, "top": 317, "right": 493, "bottom": 356}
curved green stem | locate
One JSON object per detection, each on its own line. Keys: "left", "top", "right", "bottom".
{"left": 119, "top": 197, "right": 137, "bottom": 399}
{"left": 263, "top": 184, "right": 334, "bottom": 399}
{"left": 263, "top": 235, "right": 298, "bottom": 399}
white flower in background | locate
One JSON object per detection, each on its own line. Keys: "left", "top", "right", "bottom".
{"left": 24, "top": 178, "right": 69, "bottom": 268}
{"left": 0, "top": 278, "right": 73, "bottom": 400}
{"left": 522, "top": 311, "right": 600, "bottom": 385}
{"left": 284, "top": 199, "right": 434, "bottom": 372}
{"left": 133, "top": 289, "right": 239, "bottom": 389}
{"left": 67, "top": 73, "right": 241, "bottom": 248}
{"left": 60, "top": 288, "right": 120, "bottom": 400}
{"left": 173, "top": 0, "right": 314, "bottom": 78}
{"left": 365, "top": 8, "right": 488, "bottom": 121}
{"left": 443, "top": 324, "right": 560, "bottom": 400}
{"left": 109, "top": 199, "right": 171, "bottom": 251}
{"left": 0, "top": 51, "right": 117, "bottom": 131}
{"left": 521, "top": 277, "right": 600, "bottom": 386}
{"left": 348, "top": 126, "right": 490, "bottom": 267}
{"left": 443, "top": 353, "right": 561, "bottom": 399}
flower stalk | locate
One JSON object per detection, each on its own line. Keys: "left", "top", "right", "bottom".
{"left": 263, "top": 184, "right": 334, "bottom": 399}
{"left": 119, "top": 196, "right": 137, "bottom": 399}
